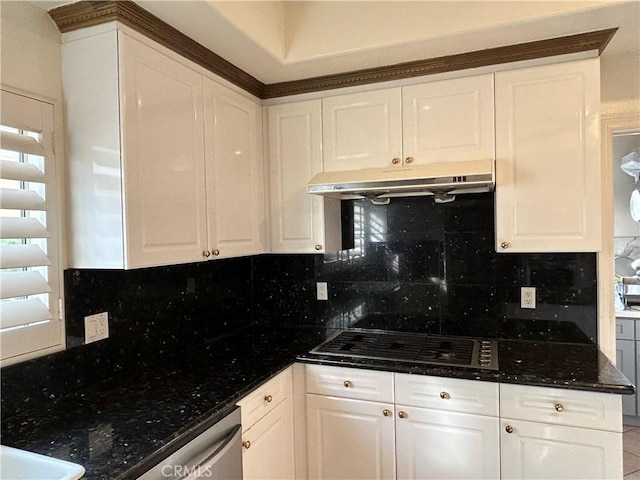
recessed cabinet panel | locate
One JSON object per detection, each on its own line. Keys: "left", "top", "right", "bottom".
{"left": 242, "top": 398, "right": 295, "bottom": 480}
{"left": 323, "top": 88, "right": 402, "bottom": 171}
{"left": 499, "top": 383, "right": 621, "bottom": 432}
{"left": 500, "top": 419, "right": 622, "bottom": 479}
{"left": 120, "top": 33, "right": 207, "bottom": 268}
{"left": 268, "top": 101, "right": 329, "bottom": 253}
{"left": 402, "top": 74, "right": 494, "bottom": 164}
{"left": 395, "top": 373, "right": 498, "bottom": 416}
{"left": 204, "top": 79, "right": 264, "bottom": 258}
{"left": 306, "top": 394, "right": 395, "bottom": 480}
{"left": 495, "top": 59, "right": 601, "bottom": 252}
{"left": 396, "top": 407, "right": 500, "bottom": 480}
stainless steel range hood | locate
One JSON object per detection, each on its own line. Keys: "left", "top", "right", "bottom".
{"left": 308, "top": 159, "right": 494, "bottom": 203}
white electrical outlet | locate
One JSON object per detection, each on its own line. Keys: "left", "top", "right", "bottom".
{"left": 521, "top": 287, "right": 536, "bottom": 309}
{"left": 316, "top": 282, "right": 329, "bottom": 301}
{"left": 85, "top": 312, "right": 109, "bottom": 344}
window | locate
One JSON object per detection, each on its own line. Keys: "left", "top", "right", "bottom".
{"left": 0, "top": 90, "right": 63, "bottom": 365}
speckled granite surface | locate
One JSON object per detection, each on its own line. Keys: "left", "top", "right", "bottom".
{"left": 0, "top": 326, "right": 634, "bottom": 480}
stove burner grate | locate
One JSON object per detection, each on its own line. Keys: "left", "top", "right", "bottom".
{"left": 310, "top": 329, "right": 498, "bottom": 370}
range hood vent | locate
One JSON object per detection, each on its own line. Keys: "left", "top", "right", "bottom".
{"left": 308, "top": 159, "right": 494, "bottom": 203}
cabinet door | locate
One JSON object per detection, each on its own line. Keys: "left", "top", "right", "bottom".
{"left": 306, "top": 394, "right": 395, "bottom": 480}
{"left": 242, "top": 397, "right": 295, "bottom": 480}
{"left": 395, "top": 406, "right": 499, "bottom": 480}
{"left": 402, "top": 74, "right": 494, "bottom": 164}
{"left": 119, "top": 33, "right": 207, "bottom": 268}
{"left": 616, "top": 339, "right": 636, "bottom": 416}
{"left": 500, "top": 419, "right": 623, "bottom": 479}
{"left": 204, "top": 79, "right": 265, "bottom": 258}
{"left": 637, "top": 340, "right": 640, "bottom": 416}
{"left": 268, "top": 101, "right": 338, "bottom": 253}
{"left": 323, "top": 88, "right": 402, "bottom": 171}
{"left": 495, "top": 59, "right": 601, "bottom": 252}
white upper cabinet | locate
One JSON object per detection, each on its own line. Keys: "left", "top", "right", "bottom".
{"left": 268, "top": 100, "right": 342, "bottom": 253}
{"left": 322, "top": 88, "right": 402, "bottom": 171}
{"left": 63, "top": 26, "right": 264, "bottom": 268}
{"left": 204, "top": 79, "right": 265, "bottom": 259}
{"left": 64, "top": 29, "right": 208, "bottom": 269}
{"left": 321, "top": 75, "right": 495, "bottom": 171}
{"left": 402, "top": 74, "right": 495, "bottom": 164}
{"left": 495, "top": 58, "right": 602, "bottom": 252}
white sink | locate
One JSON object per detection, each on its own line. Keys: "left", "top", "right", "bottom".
{"left": 0, "top": 445, "right": 85, "bottom": 480}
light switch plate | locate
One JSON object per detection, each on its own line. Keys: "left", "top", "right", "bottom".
{"left": 85, "top": 312, "right": 109, "bottom": 344}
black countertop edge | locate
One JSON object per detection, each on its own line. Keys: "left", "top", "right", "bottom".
{"left": 295, "top": 355, "right": 635, "bottom": 395}
{"left": 1, "top": 327, "right": 635, "bottom": 480}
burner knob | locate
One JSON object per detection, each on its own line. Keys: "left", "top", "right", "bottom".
{"left": 440, "top": 391, "right": 451, "bottom": 400}
{"left": 343, "top": 380, "right": 352, "bottom": 388}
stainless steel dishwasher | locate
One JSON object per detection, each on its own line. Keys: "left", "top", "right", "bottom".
{"left": 138, "top": 407, "right": 242, "bottom": 480}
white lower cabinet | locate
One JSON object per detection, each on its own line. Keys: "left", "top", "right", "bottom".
{"left": 237, "top": 367, "right": 295, "bottom": 480}
{"left": 242, "top": 397, "right": 295, "bottom": 480}
{"left": 306, "top": 394, "right": 396, "bottom": 480}
{"left": 303, "top": 365, "right": 624, "bottom": 480}
{"left": 395, "top": 407, "right": 499, "bottom": 480}
{"left": 500, "top": 418, "right": 622, "bottom": 479}
{"left": 499, "top": 383, "right": 623, "bottom": 479}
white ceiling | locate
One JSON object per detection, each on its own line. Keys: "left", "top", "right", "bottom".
{"left": 32, "top": 0, "right": 640, "bottom": 84}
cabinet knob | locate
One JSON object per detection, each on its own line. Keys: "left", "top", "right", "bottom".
{"left": 315, "top": 244, "right": 322, "bottom": 251}
{"left": 554, "top": 403, "right": 564, "bottom": 412}
{"left": 343, "top": 380, "right": 352, "bottom": 388}
{"left": 505, "top": 425, "right": 514, "bottom": 434}
{"left": 264, "top": 394, "right": 273, "bottom": 403}
{"left": 212, "top": 249, "right": 220, "bottom": 256}
{"left": 398, "top": 411, "right": 408, "bottom": 419}
{"left": 500, "top": 242, "right": 510, "bottom": 249}
{"left": 392, "top": 157, "right": 401, "bottom": 165}
{"left": 242, "top": 440, "right": 251, "bottom": 449}
{"left": 439, "top": 391, "right": 451, "bottom": 400}
{"left": 383, "top": 409, "right": 392, "bottom": 417}
{"left": 405, "top": 156, "right": 414, "bottom": 164}
{"left": 202, "top": 250, "right": 211, "bottom": 258}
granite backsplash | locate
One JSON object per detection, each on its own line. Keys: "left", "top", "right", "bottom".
{"left": 1, "top": 192, "right": 597, "bottom": 420}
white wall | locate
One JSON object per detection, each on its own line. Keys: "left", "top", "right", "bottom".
{"left": 0, "top": 1, "right": 62, "bottom": 102}
{"left": 601, "top": 50, "right": 640, "bottom": 120}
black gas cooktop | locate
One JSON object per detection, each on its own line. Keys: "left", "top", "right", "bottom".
{"left": 310, "top": 329, "right": 498, "bottom": 370}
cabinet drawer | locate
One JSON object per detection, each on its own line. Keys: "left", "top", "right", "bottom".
{"left": 237, "top": 367, "right": 292, "bottom": 431}
{"left": 395, "top": 373, "right": 498, "bottom": 416}
{"left": 615, "top": 318, "right": 635, "bottom": 340}
{"left": 305, "top": 364, "right": 394, "bottom": 403}
{"left": 500, "top": 384, "right": 622, "bottom": 432}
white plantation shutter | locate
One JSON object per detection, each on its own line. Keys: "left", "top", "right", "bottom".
{"left": 0, "top": 90, "right": 63, "bottom": 364}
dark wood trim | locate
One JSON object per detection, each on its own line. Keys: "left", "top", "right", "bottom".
{"left": 262, "top": 28, "right": 618, "bottom": 98}
{"left": 49, "top": 2, "right": 616, "bottom": 100}
{"left": 49, "top": 0, "right": 265, "bottom": 98}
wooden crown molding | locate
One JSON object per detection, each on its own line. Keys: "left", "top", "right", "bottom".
{"left": 262, "top": 28, "right": 617, "bottom": 98}
{"left": 49, "top": 2, "right": 617, "bottom": 100}
{"left": 49, "top": 0, "right": 265, "bottom": 98}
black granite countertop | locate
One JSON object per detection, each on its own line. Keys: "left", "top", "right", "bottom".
{"left": 1, "top": 327, "right": 634, "bottom": 479}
